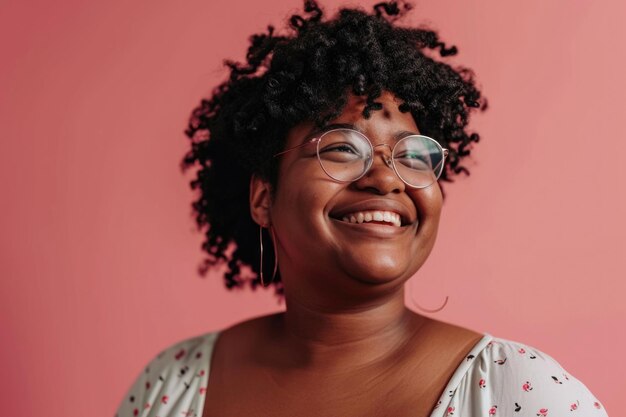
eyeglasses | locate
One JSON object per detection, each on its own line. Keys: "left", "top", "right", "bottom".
{"left": 273, "top": 128, "right": 449, "bottom": 189}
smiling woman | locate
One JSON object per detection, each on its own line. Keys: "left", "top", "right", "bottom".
{"left": 261, "top": 92, "right": 444, "bottom": 292}
{"left": 115, "top": 1, "right": 609, "bottom": 416}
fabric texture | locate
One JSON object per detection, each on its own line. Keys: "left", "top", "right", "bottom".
{"left": 115, "top": 331, "right": 608, "bottom": 417}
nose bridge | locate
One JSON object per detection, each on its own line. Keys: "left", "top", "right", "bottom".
{"left": 353, "top": 138, "right": 404, "bottom": 193}
{"left": 372, "top": 143, "right": 393, "bottom": 168}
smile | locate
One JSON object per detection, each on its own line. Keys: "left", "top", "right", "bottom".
{"left": 339, "top": 210, "right": 402, "bottom": 227}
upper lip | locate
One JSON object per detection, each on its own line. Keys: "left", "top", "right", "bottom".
{"left": 329, "top": 199, "right": 416, "bottom": 226}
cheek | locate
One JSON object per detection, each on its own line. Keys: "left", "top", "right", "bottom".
{"left": 277, "top": 181, "right": 333, "bottom": 224}
{"left": 276, "top": 155, "right": 336, "bottom": 202}
{"left": 270, "top": 178, "right": 341, "bottom": 262}
{"left": 407, "top": 184, "right": 443, "bottom": 247}
{"left": 271, "top": 164, "right": 336, "bottom": 231}
{"left": 412, "top": 183, "right": 443, "bottom": 220}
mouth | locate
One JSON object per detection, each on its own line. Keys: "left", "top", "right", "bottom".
{"left": 329, "top": 210, "right": 414, "bottom": 228}
{"left": 328, "top": 198, "right": 419, "bottom": 232}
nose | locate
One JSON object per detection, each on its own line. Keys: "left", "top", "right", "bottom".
{"left": 374, "top": 143, "right": 394, "bottom": 169}
{"left": 352, "top": 143, "right": 405, "bottom": 194}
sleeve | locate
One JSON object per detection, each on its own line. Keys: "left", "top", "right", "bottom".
{"left": 482, "top": 338, "right": 609, "bottom": 417}
{"left": 114, "top": 332, "right": 217, "bottom": 417}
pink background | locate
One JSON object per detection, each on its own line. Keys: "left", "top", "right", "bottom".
{"left": 1, "top": 0, "right": 624, "bottom": 416}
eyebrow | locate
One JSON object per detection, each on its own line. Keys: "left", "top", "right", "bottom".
{"left": 301, "top": 123, "right": 419, "bottom": 144}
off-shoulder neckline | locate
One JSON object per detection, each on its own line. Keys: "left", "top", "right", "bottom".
{"left": 197, "top": 331, "right": 493, "bottom": 417}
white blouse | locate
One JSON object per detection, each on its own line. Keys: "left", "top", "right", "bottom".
{"left": 115, "top": 331, "right": 609, "bottom": 417}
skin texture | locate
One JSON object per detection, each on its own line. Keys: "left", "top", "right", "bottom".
{"left": 202, "top": 92, "right": 483, "bottom": 417}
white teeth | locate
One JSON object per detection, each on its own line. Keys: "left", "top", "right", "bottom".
{"left": 339, "top": 210, "right": 402, "bottom": 227}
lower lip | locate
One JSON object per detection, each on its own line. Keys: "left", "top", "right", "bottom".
{"left": 330, "top": 218, "right": 416, "bottom": 237}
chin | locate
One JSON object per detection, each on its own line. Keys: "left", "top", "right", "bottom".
{"left": 344, "top": 259, "right": 413, "bottom": 286}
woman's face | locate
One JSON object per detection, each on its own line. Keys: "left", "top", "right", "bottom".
{"left": 262, "top": 91, "right": 443, "bottom": 300}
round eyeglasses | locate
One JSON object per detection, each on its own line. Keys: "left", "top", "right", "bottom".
{"left": 273, "top": 128, "right": 449, "bottom": 189}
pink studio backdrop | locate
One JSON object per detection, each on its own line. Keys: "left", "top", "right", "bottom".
{"left": 1, "top": 0, "right": 624, "bottom": 416}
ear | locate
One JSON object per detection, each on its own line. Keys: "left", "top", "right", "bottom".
{"left": 250, "top": 174, "right": 273, "bottom": 227}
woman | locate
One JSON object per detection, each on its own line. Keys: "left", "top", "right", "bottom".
{"left": 115, "top": 2, "right": 608, "bottom": 416}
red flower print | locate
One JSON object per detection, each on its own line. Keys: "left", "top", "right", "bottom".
{"left": 570, "top": 400, "right": 579, "bottom": 411}
{"left": 144, "top": 402, "right": 151, "bottom": 409}
{"left": 199, "top": 387, "right": 207, "bottom": 395}
{"left": 594, "top": 402, "right": 602, "bottom": 409}
{"left": 445, "top": 406, "right": 455, "bottom": 416}
{"left": 518, "top": 348, "right": 526, "bottom": 354}
{"left": 198, "top": 369, "right": 206, "bottom": 377}
{"left": 522, "top": 381, "right": 533, "bottom": 392}
{"left": 536, "top": 408, "right": 548, "bottom": 416}
{"left": 489, "top": 405, "right": 497, "bottom": 416}
{"left": 161, "top": 395, "right": 169, "bottom": 405}
{"left": 175, "top": 349, "right": 186, "bottom": 360}
{"left": 479, "top": 378, "right": 486, "bottom": 388}
{"left": 133, "top": 408, "right": 138, "bottom": 416}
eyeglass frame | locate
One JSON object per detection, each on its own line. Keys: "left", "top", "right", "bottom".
{"left": 272, "top": 127, "right": 449, "bottom": 189}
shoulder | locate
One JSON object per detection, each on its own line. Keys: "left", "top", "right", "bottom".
{"left": 458, "top": 336, "right": 609, "bottom": 416}
{"left": 115, "top": 331, "right": 220, "bottom": 417}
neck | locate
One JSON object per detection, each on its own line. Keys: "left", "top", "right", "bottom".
{"left": 274, "top": 287, "right": 427, "bottom": 372}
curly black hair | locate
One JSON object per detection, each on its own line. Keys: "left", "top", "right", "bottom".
{"left": 181, "top": 0, "right": 486, "bottom": 299}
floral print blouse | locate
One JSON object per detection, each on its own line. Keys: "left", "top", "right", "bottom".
{"left": 115, "top": 331, "right": 609, "bottom": 417}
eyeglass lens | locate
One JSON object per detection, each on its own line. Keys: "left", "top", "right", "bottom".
{"left": 316, "top": 129, "right": 445, "bottom": 188}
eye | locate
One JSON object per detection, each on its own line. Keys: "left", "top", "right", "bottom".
{"left": 397, "top": 151, "right": 425, "bottom": 160}
{"left": 395, "top": 152, "right": 432, "bottom": 169}
{"left": 320, "top": 143, "right": 360, "bottom": 154}
{"left": 317, "top": 129, "right": 370, "bottom": 161}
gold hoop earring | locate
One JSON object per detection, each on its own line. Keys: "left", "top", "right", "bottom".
{"left": 259, "top": 224, "right": 278, "bottom": 287}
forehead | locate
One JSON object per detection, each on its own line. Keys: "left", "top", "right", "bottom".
{"left": 285, "top": 91, "right": 419, "bottom": 147}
